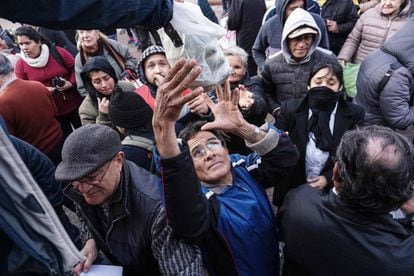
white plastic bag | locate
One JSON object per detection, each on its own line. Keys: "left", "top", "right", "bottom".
{"left": 162, "top": 2, "right": 231, "bottom": 89}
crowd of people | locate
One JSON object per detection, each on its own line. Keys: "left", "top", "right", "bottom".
{"left": 1, "top": 0, "right": 414, "bottom": 275}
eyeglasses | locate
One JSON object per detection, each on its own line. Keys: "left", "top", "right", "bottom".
{"left": 73, "top": 160, "right": 112, "bottom": 189}
{"left": 191, "top": 140, "right": 223, "bottom": 160}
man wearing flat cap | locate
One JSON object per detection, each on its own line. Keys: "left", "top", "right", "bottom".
{"left": 55, "top": 124, "right": 201, "bottom": 275}
{"left": 261, "top": 8, "right": 337, "bottom": 119}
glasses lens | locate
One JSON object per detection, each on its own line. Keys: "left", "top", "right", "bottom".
{"left": 192, "top": 140, "right": 222, "bottom": 160}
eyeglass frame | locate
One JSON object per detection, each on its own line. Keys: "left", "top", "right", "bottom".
{"left": 190, "top": 139, "right": 224, "bottom": 160}
{"left": 72, "top": 159, "right": 113, "bottom": 189}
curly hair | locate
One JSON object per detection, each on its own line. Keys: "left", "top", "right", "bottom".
{"left": 336, "top": 125, "right": 414, "bottom": 214}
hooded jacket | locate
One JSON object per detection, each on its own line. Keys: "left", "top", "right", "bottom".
{"left": 261, "top": 8, "right": 337, "bottom": 117}
{"left": 355, "top": 19, "right": 414, "bottom": 130}
{"left": 78, "top": 57, "right": 136, "bottom": 126}
{"left": 75, "top": 38, "right": 136, "bottom": 96}
{"left": 253, "top": 0, "right": 329, "bottom": 71}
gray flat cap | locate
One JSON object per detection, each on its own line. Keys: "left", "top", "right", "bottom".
{"left": 55, "top": 124, "right": 122, "bottom": 182}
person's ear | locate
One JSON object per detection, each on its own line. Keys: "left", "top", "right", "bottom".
{"left": 114, "top": 151, "right": 125, "bottom": 168}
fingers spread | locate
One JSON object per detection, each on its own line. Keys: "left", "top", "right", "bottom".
{"left": 179, "top": 87, "right": 204, "bottom": 107}
{"left": 215, "top": 84, "right": 224, "bottom": 102}
{"left": 202, "top": 92, "right": 215, "bottom": 110}
{"left": 224, "top": 80, "right": 231, "bottom": 101}
{"left": 165, "top": 59, "right": 199, "bottom": 92}
{"left": 163, "top": 57, "right": 186, "bottom": 85}
{"left": 232, "top": 87, "right": 240, "bottom": 107}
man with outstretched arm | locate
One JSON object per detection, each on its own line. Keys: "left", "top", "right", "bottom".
{"left": 153, "top": 58, "right": 299, "bottom": 275}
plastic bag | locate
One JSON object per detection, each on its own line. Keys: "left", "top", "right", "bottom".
{"left": 161, "top": 2, "right": 231, "bottom": 89}
{"left": 343, "top": 62, "right": 360, "bottom": 98}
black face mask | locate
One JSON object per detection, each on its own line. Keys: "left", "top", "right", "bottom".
{"left": 308, "top": 86, "right": 341, "bottom": 112}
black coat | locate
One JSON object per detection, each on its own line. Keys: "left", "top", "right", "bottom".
{"left": 279, "top": 185, "right": 414, "bottom": 276}
{"left": 320, "top": 0, "right": 359, "bottom": 55}
{"left": 273, "top": 96, "right": 364, "bottom": 206}
{"left": 65, "top": 161, "right": 162, "bottom": 275}
{"left": 228, "top": 0, "right": 266, "bottom": 76}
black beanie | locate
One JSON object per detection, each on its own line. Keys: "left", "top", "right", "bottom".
{"left": 109, "top": 90, "right": 153, "bottom": 129}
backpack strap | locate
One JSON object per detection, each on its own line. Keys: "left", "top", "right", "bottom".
{"left": 377, "top": 61, "right": 402, "bottom": 92}
{"left": 49, "top": 44, "right": 67, "bottom": 69}
{"left": 377, "top": 46, "right": 403, "bottom": 92}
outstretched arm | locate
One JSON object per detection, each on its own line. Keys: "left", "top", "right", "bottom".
{"left": 153, "top": 58, "right": 203, "bottom": 159}
{"left": 202, "top": 80, "right": 267, "bottom": 143}
{"left": 154, "top": 59, "right": 210, "bottom": 240}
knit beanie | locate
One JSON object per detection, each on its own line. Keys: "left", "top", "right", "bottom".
{"left": 137, "top": 45, "right": 167, "bottom": 97}
{"left": 109, "top": 90, "right": 153, "bottom": 129}
{"left": 139, "top": 45, "right": 166, "bottom": 65}
{"left": 55, "top": 124, "right": 122, "bottom": 182}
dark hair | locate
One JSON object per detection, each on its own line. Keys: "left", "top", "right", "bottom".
{"left": 336, "top": 125, "right": 414, "bottom": 214}
{"left": 15, "top": 26, "right": 44, "bottom": 44}
{"left": 178, "top": 120, "right": 227, "bottom": 148}
{"left": 0, "top": 53, "right": 13, "bottom": 76}
{"left": 308, "top": 60, "right": 344, "bottom": 87}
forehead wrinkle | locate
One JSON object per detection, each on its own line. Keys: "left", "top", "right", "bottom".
{"left": 188, "top": 131, "right": 217, "bottom": 150}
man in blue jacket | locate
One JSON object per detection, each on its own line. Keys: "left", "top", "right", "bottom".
{"left": 153, "top": 58, "right": 299, "bottom": 275}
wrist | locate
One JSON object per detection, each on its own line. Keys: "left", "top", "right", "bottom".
{"left": 238, "top": 123, "right": 264, "bottom": 143}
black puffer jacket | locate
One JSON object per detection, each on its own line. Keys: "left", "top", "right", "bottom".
{"left": 355, "top": 19, "right": 414, "bottom": 130}
{"left": 65, "top": 161, "right": 202, "bottom": 275}
{"left": 252, "top": 0, "right": 330, "bottom": 72}
{"left": 261, "top": 8, "right": 337, "bottom": 117}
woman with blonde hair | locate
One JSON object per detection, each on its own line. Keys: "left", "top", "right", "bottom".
{"left": 74, "top": 29, "right": 137, "bottom": 96}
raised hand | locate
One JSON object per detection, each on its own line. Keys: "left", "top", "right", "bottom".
{"left": 238, "top": 85, "right": 255, "bottom": 110}
{"left": 153, "top": 58, "right": 204, "bottom": 158}
{"left": 153, "top": 58, "right": 203, "bottom": 125}
{"left": 97, "top": 97, "right": 110, "bottom": 114}
{"left": 201, "top": 80, "right": 247, "bottom": 134}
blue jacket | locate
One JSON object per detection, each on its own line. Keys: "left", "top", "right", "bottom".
{"left": 0, "top": 0, "right": 173, "bottom": 29}
{"left": 157, "top": 129, "right": 299, "bottom": 275}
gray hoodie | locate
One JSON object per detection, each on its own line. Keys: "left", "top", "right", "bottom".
{"left": 261, "top": 8, "right": 336, "bottom": 117}
{"left": 252, "top": 0, "right": 329, "bottom": 71}
{"left": 280, "top": 7, "right": 321, "bottom": 64}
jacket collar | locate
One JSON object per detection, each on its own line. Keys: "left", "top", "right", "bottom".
{"left": 323, "top": 190, "right": 411, "bottom": 238}
{"left": 63, "top": 162, "right": 132, "bottom": 244}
